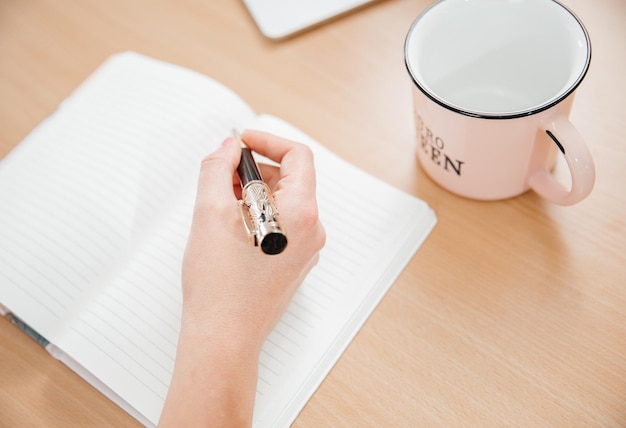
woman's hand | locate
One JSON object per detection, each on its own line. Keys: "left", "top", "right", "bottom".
{"left": 159, "top": 130, "right": 325, "bottom": 427}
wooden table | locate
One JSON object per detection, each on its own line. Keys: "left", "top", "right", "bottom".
{"left": 1, "top": 0, "right": 624, "bottom": 426}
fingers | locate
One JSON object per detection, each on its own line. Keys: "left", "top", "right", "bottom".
{"left": 240, "top": 130, "right": 300, "bottom": 162}
{"left": 241, "top": 131, "right": 325, "bottom": 259}
{"left": 241, "top": 130, "right": 316, "bottom": 200}
{"left": 192, "top": 131, "right": 324, "bottom": 256}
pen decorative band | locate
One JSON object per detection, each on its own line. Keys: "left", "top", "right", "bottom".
{"left": 234, "top": 131, "right": 288, "bottom": 255}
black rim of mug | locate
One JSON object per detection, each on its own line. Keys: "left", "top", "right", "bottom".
{"left": 403, "top": 0, "right": 592, "bottom": 120}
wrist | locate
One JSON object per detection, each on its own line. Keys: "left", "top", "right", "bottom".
{"left": 179, "top": 303, "right": 264, "bottom": 360}
{"left": 161, "top": 307, "right": 260, "bottom": 427}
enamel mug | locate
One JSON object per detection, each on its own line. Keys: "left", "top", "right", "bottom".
{"left": 404, "top": 0, "right": 595, "bottom": 204}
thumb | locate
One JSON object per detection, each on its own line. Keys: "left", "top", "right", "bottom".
{"left": 195, "top": 137, "right": 242, "bottom": 210}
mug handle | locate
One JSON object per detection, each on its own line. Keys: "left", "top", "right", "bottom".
{"left": 528, "top": 112, "right": 595, "bottom": 205}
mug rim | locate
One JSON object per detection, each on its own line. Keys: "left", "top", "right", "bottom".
{"left": 404, "top": 0, "right": 592, "bottom": 120}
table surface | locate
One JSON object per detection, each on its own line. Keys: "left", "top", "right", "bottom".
{"left": 1, "top": 0, "right": 625, "bottom": 426}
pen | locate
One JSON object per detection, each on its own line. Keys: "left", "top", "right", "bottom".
{"left": 233, "top": 130, "right": 288, "bottom": 255}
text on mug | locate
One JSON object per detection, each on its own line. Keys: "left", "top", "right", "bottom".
{"left": 417, "top": 114, "right": 464, "bottom": 176}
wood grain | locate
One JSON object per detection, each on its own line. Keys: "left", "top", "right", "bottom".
{"left": 1, "top": 0, "right": 624, "bottom": 426}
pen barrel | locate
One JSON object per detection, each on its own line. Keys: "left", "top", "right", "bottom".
{"left": 238, "top": 147, "right": 262, "bottom": 187}
{"left": 241, "top": 181, "right": 288, "bottom": 255}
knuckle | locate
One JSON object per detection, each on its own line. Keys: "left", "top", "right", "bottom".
{"left": 295, "top": 144, "right": 314, "bottom": 163}
{"left": 294, "top": 201, "right": 319, "bottom": 228}
{"left": 290, "top": 201, "right": 326, "bottom": 251}
{"left": 314, "top": 223, "right": 327, "bottom": 251}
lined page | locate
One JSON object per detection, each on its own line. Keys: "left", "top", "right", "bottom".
{"left": 0, "top": 53, "right": 255, "bottom": 349}
{"left": 251, "top": 115, "right": 436, "bottom": 427}
{"left": 0, "top": 53, "right": 436, "bottom": 428}
{"left": 51, "top": 113, "right": 436, "bottom": 427}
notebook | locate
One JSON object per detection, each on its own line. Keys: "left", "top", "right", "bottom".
{"left": 0, "top": 52, "right": 436, "bottom": 427}
{"left": 242, "top": 0, "right": 379, "bottom": 39}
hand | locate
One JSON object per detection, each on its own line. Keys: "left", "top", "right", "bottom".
{"left": 159, "top": 130, "right": 326, "bottom": 427}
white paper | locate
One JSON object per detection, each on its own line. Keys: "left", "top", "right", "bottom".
{"left": 0, "top": 52, "right": 436, "bottom": 427}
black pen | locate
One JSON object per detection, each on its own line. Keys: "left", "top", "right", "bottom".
{"left": 233, "top": 130, "right": 288, "bottom": 255}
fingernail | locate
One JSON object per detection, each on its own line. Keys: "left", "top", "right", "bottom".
{"left": 220, "top": 137, "right": 233, "bottom": 148}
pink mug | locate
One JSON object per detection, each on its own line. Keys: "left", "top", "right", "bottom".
{"left": 404, "top": 0, "right": 595, "bottom": 205}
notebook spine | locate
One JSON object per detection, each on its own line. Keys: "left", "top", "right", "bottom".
{"left": 3, "top": 312, "right": 49, "bottom": 347}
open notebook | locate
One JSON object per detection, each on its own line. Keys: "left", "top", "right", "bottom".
{"left": 242, "top": 0, "right": 379, "bottom": 39}
{"left": 0, "top": 52, "right": 436, "bottom": 427}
